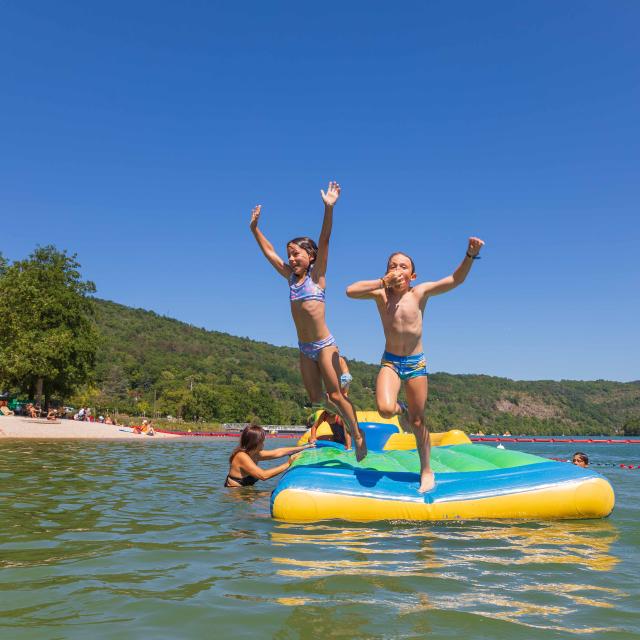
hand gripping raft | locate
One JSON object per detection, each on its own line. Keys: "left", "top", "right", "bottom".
{"left": 270, "top": 414, "right": 615, "bottom": 523}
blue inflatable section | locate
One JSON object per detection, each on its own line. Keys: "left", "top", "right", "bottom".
{"left": 313, "top": 422, "right": 399, "bottom": 451}
{"left": 357, "top": 422, "right": 399, "bottom": 451}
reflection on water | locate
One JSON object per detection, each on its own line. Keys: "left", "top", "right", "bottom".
{"left": 271, "top": 520, "right": 623, "bottom": 635}
{"left": 1, "top": 440, "right": 638, "bottom": 639}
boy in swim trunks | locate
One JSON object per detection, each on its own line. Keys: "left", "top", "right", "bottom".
{"left": 346, "top": 238, "right": 484, "bottom": 492}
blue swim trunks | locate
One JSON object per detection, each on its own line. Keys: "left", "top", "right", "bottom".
{"left": 299, "top": 334, "right": 337, "bottom": 361}
{"left": 380, "top": 351, "right": 428, "bottom": 380}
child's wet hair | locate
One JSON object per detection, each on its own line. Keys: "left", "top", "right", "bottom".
{"left": 572, "top": 452, "right": 589, "bottom": 465}
{"left": 229, "top": 423, "right": 266, "bottom": 462}
{"left": 288, "top": 237, "right": 318, "bottom": 263}
{"left": 387, "top": 252, "right": 415, "bottom": 274}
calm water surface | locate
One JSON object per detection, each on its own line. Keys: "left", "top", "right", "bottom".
{"left": 1, "top": 439, "right": 638, "bottom": 639}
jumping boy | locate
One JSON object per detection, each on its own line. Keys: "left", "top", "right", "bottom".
{"left": 346, "top": 238, "right": 484, "bottom": 492}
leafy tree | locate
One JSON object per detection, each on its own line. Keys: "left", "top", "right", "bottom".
{"left": 623, "top": 417, "right": 640, "bottom": 437}
{"left": 0, "top": 246, "right": 99, "bottom": 406}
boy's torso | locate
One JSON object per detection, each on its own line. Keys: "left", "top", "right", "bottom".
{"left": 376, "top": 288, "right": 426, "bottom": 356}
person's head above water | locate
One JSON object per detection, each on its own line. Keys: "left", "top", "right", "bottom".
{"left": 385, "top": 252, "right": 416, "bottom": 290}
{"left": 572, "top": 452, "right": 589, "bottom": 467}
{"left": 229, "top": 424, "right": 266, "bottom": 462}
{"left": 287, "top": 237, "right": 318, "bottom": 276}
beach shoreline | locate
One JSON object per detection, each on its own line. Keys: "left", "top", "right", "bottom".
{"left": 0, "top": 415, "right": 182, "bottom": 440}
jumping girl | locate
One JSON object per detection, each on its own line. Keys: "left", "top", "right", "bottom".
{"left": 249, "top": 182, "right": 367, "bottom": 460}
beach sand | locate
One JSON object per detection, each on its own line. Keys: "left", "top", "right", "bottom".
{"left": 0, "top": 415, "right": 181, "bottom": 440}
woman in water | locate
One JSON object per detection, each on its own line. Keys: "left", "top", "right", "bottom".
{"left": 225, "top": 424, "right": 313, "bottom": 488}
{"left": 249, "top": 182, "right": 366, "bottom": 460}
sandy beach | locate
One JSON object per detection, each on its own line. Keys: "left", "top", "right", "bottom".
{"left": 0, "top": 415, "right": 182, "bottom": 440}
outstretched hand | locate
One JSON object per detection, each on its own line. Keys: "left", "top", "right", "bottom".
{"left": 467, "top": 237, "right": 485, "bottom": 257}
{"left": 249, "top": 205, "right": 262, "bottom": 231}
{"left": 321, "top": 181, "right": 341, "bottom": 207}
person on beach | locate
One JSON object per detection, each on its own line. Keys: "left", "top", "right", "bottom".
{"left": 133, "top": 419, "right": 155, "bottom": 436}
{"left": 249, "top": 182, "right": 367, "bottom": 461}
{"left": 225, "top": 424, "right": 314, "bottom": 488}
{"left": 346, "top": 238, "right": 485, "bottom": 492}
{"left": 0, "top": 401, "right": 15, "bottom": 416}
{"left": 572, "top": 452, "right": 589, "bottom": 467}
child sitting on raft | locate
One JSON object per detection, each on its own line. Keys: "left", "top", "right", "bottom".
{"left": 346, "top": 238, "right": 484, "bottom": 492}
{"left": 308, "top": 410, "right": 350, "bottom": 448}
{"left": 309, "top": 356, "right": 353, "bottom": 448}
{"left": 225, "top": 424, "right": 314, "bottom": 488}
{"left": 250, "top": 182, "right": 366, "bottom": 461}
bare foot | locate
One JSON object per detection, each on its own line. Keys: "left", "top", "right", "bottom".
{"left": 354, "top": 431, "right": 368, "bottom": 462}
{"left": 418, "top": 471, "right": 435, "bottom": 494}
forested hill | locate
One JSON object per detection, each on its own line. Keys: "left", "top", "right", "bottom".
{"left": 89, "top": 299, "right": 640, "bottom": 435}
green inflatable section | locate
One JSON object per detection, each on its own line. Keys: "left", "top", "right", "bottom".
{"left": 291, "top": 444, "right": 547, "bottom": 474}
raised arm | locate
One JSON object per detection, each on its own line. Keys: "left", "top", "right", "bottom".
{"left": 308, "top": 411, "right": 328, "bottom": 443}
{"left": 312, "top": 181, "right": 341, "bottom": 279}
{"left": 249, "top": 205, "right": 292, "bottom": 279}
{"left": 235, "top": 451, "right": 290, "bottom": 481}
{"left": 346, "top": 271, "right": 403, "bottom": 299}
{"left": 258, "top": 443, "right": 315, "bottom": 460}
{"left": 415, "top": 237, "right": 484, "bottom": 300}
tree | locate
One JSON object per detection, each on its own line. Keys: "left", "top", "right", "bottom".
{"left": 623, "top": 417, "right": 640, "bottom": 437}
{"left": 0, "top": 246, "right": 99, "bottom": 407}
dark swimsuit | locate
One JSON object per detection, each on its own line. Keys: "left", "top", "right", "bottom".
{"left": 224, "top": 473, "right": 259, "bottom": 487}
{"left": 329, "top": 419, "right": 346, "bottom": 445}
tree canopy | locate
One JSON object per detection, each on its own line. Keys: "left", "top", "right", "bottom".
{"left": 0, "top": 246, "right": 99, "bottom": 404}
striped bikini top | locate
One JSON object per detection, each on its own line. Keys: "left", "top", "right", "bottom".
{"left": 289, "top": 269, "right": 325, "bottom": 303}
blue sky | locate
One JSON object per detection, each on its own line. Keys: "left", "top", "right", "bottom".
{"left": 1, "top": 1, "right": 638, "bottom": 381}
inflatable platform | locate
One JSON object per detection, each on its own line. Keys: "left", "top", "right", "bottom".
{"left": 271, "top": 414, "right": 615, "bottom": 523}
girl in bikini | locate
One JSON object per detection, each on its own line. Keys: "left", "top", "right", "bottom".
{"left": 225, "top": 424, "right": 314, "bottom": 488}
{"left": 249, "top": 182, "right": 367, "bottom": 461}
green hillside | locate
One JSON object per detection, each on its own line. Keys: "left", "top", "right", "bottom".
{"left": 85, "top": 299, "right": 640, "bottom": 434}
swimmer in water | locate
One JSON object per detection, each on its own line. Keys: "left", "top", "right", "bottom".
{"left": 572, "top": 452, "right": 589, "bottom": 468}
{"left": 225, "top": 424, "right": 314, "bottom": 488}
{"left": 250, "top": 182, "right": 367, "bottom": 461}
{"left": 346, "top": 238, "right": 484, "bottom": 492}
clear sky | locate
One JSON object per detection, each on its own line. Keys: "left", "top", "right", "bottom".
{"left": 1, "top": 1, "right": 638, "bottom": 381}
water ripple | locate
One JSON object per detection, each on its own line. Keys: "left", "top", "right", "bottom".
{"left": 0, "top": 440, "right": 638, "bottom": 639}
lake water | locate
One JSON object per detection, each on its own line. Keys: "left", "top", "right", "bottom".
{"left": 1, "top": 439, "right": 638, "bottom": 639}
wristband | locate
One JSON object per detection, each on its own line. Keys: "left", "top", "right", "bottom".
{"left": 379, "top": 278, "right": 385, "bottom": 289}
{"left": 466, "top": 252, "right": 481, "bottom": 260}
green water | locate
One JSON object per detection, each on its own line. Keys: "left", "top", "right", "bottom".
{"left": 1, "top": 440, "right": 638, "bottom": 639}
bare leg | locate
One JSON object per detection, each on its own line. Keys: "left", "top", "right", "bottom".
{"left": 342, "top": 425, "right": 352, "bottom": 450}
{"left": 299, "top": 352, "right": 325, "bottom": 406}
{"left": 375, "top": 366, "right": 405, "bottom": 424}
{"left": 404, "top": 375, "right": 433, "bottom": 493}
{"left": 317, "top": 347, "right": 367, "bottom": 461}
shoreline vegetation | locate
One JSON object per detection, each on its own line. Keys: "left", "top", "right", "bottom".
{"left": 0, "top": 251, "right": 637, "bottom": 438}
{"left": 69, "top": 299, "right": 639, "bottom": 437}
